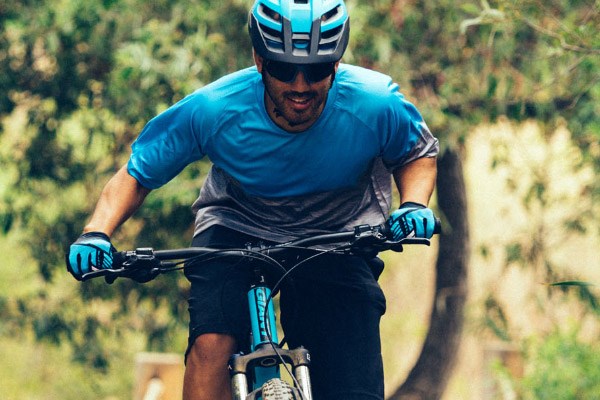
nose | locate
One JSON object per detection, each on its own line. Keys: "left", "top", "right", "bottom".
{"left": 289, "top": 71, "right": 311, "bottom": 90}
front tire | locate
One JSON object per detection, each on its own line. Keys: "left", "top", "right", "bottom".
{"left": 260, "top": 378, "right": 300, "bottom": 400}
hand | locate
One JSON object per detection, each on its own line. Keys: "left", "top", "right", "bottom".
{"left": 66, "top": 232, "right": 115, "bottom": 280}
{"left": 387, "top": 202, "right": 436, "bottom": 240}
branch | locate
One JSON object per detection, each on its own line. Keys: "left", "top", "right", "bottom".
{"left": 521, "top": 18, "right": 600, "bottom": 55}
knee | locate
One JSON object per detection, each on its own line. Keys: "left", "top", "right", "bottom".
{"left": 184, "top": 334, "right": 236, "bottom": 400}
{"left": 187, "top": 333, "right": 237, "bottom": 367}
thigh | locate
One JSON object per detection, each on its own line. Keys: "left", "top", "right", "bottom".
{"left": 185, "top": 226, "right": 260, "bottom": 360}
{"left": 281, "top": 255, "right": 387, "bottom": 400}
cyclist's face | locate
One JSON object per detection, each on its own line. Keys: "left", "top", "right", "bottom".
{"left": 255, "top": 53, "right": 338, "bottom": 133}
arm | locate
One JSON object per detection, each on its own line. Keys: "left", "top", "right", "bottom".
{"left": 387, "top": 156, "right": 437, "bottom": 239}
{"left": 83, "top": 165, "right": 152, "bottom": 236}
{"left": 393, "top": 156, "right": 437, "bottom": 206}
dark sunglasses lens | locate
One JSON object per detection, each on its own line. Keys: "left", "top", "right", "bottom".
{"left": 305, "top": 63, "right": 335, "bottom": 82}
{"left": 265, "top": 61, "right": 297, "bottom": 82}
{"left": 266, "top": 61, "right": 335, "bottom": 83}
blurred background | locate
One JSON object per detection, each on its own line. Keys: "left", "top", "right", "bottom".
{"left": 1, "top": 0, "right": 598, "bottom": 399}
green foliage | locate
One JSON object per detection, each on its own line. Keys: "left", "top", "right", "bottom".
{"left": 0, "top": 0, "right": 252, "bottom": 373}
{"left": 477, "top": 123, "right": 600, "bottom": 397}
{"left": 479, "top": 120, "right": 599, "bottom": 341}
{"left": 347, "top": 0, "right": 599, "bottom": 171}
{"left": 517, "top": 329, "right": 600, "bottom": 400}
{"left": 0, "top": 336, "right": 135, "bottom": 400}
{"left": 480, "top": 0, "right": 600, "bottom": 204}
{"left": 1, "top": 0, "right": 253, "bottom": 271}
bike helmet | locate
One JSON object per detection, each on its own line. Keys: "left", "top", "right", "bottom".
{"left": 249, "top": 0, "right": 350, "bottom": 64}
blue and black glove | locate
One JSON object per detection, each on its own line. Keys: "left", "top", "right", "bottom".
{"left": 66, "top": 232, "right": 116, "bottom": 281}
{"left": 387, "top": 202, "right": 436, "bottom": 241}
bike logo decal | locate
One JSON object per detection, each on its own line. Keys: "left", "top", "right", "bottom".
{"left": 254, "top": 288, "right": 269, "bottom": 340}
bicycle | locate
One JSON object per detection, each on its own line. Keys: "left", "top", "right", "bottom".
{"left": 80, "top": 222, "right": 440, "bottom": 400}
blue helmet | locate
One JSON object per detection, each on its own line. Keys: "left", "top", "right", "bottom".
{"left": 249, "top": 0, "right": 350, "bottom": 64}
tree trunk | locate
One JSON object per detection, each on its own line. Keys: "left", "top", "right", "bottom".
{"left": 388, "top": 148, "right": 470, "bottom": 400}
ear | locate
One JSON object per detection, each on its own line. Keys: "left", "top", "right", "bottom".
{"left": 253, "top": 50, "right": 264, "bottom": 73}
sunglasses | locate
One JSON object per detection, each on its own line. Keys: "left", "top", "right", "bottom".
{"left": 264, "top": 60, "right": 336, "bottom": 83}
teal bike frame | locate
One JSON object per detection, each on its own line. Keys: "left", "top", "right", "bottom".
{"left": 229, "top": 268, "right": 312, "bottom": 399}
{"left": 249, "top": 284, "right": 279, "bottom": 385}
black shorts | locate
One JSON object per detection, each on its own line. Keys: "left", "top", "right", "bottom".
{"left": 185, "top": 225, "right": 387, "bottom": 399}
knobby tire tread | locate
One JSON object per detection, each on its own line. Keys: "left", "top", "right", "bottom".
{"left": 260, "top": 378, "right": 298, "bottom": 400}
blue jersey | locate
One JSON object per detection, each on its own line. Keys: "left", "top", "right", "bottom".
{"left": 128, "top": 64, "right": 438, "bottom": 240}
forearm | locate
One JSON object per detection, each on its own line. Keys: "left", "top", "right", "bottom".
{"left": 393, "top": 156, "right": 437, "bottom": 206}
{"left": 83, "top": 165, "right": 152, "bottom": 236}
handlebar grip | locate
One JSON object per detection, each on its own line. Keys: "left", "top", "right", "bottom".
{"left": 433, "top": 218, "right": 442, "bottom": 235}
{"left": 380, "top": 217, "right": 442, "bottom": 238}
{"left": 112, "top": 251, "right": 127, "bottom": 268}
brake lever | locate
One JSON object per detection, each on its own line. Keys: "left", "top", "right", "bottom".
{"left": 80, "top": 268, "right": 125, "bottom": 283}
{"left": 350, "top": 224, "right": 434, "bottom": 254}
{"left": 397, "top": 237, "right": 432, "bottom": 246}
{"left": 349, "top": 225, "right": 391, "bottom": 256}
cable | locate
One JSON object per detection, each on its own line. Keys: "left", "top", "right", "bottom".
{"left": 261, "top": 243, "right": 349, "bottom": 400}
{"left": 159, "top": 248, "right": 289, "bottom": 276}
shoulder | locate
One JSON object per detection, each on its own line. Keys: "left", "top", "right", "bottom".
{"left": 158, "top": 67, "right": 261, "bottom": 131}
{"left": 334, "top": 64, "right": 422, "bottom": 122}
{"left": 335, "top": 64, "right": 398, "bottom": 99}
{"left": 140, "top": 67, "right": 262, "bottom": 144}
{"left": 187, "top": 67, "right": 261, "bottom": 107}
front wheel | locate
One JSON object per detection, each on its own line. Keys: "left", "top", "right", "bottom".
{"left": 260, "top": 378, "right": 301, "bottom": 400}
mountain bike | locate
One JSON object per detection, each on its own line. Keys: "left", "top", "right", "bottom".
{"left": 81, "top": 222, "right": 440, "bottom": 399}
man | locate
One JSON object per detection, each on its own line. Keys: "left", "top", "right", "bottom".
{"left": 67, "top": 1, "right": 439, "bottom": 399}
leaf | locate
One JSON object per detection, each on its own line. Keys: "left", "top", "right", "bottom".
{"left": 505, "top": 242, "right": 523, "bottom": 264}
{"left": 487, "top": 75, "right": 498, "bottom": 98}
{"left": 460, "top": 4, "right": 481, "bottom": 16}
{"left": 549, "top": 281, "right": 599, "bottom": 313}
{"left": 484, "top": 296, "right": 511, "bottom": 341}
{"left": 549, "top": 281, "right": 594, "bottom": 287}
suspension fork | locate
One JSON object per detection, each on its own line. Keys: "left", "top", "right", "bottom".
{"left": 248, "top": 278, "right": 280, "bottom": 388}
{"left": 229, "top": 269, "right": 313, "bottom": 400}
{"left": 230, "top": 270, "right": 279, "bottom": 399}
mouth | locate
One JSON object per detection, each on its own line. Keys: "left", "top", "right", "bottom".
{"left": 286, "top": 94, "right": 314, "bottom": 111}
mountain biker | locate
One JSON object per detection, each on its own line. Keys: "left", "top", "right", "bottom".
{"left": 67, "top": 1, "right": 439, "bottom": 399}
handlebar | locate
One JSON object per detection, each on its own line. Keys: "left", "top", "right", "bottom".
{"left": 82, "top": 219, "right": 441, "bottom": 283}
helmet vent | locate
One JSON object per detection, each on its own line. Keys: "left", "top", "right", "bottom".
{"left": 294, "top": 0, "right": 309, "bottom": 3}
{"left": 292, "top": 32, "right": 310, "bottom": 51}
{"left": 259, "top": 4, "right": 281, "bottom": 23}
{"left": 261, "top": 24, "right": 283, "bottom": 42}
{"left": 256, "top": 4, "right": 284, "bottom": 51}
{"left": 322, "top": 6, "right": 342, "bottom": 22}
{"left": 262, "top": 27, "right": 284, "bottom": 51}
{"left": 321, "top": 25, "right": 342, "bottom": 40}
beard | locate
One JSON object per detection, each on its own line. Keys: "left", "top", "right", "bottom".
{"left": 262, "top": 71, "right": 333, "bottom": 129}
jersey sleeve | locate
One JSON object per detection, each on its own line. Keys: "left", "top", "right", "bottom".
{"left": 380, "top": 90, "right": 439, "bottom": 171}
{"left": 127, "top": 94, "right": 205, "bottom": 189}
